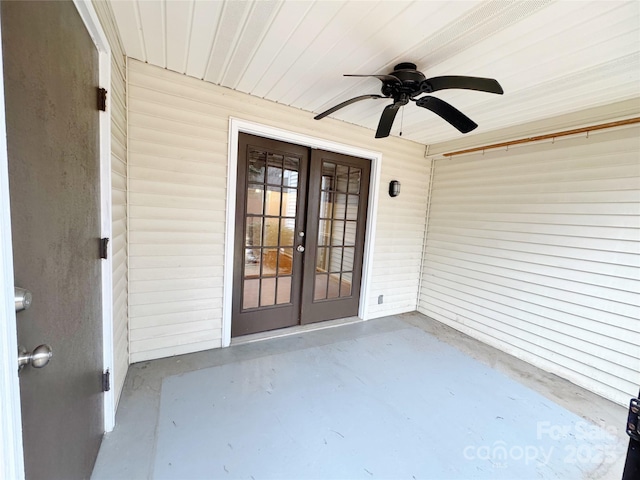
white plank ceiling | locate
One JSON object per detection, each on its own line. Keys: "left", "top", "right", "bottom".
{"left": 109, "top": 0, "right": 640, "bottom": 145}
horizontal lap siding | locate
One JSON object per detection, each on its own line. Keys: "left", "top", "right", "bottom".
{"left": 419, "top": 126, "right": 640, "bottom": 405}
{"left": 93, "top": 1, "right": 128, "bottom": 405}
{"left": 128, "top": 60, "right": 428, "bottom": 362}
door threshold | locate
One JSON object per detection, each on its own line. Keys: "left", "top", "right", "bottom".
{"left": 231, "top": 316, "right": 363, "bottom": 346}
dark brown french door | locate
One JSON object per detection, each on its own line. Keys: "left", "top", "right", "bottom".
{"left": 232, "top": 134, "right": 370, "bottom": 337}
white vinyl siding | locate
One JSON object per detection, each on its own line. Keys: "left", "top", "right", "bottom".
{"left": 127, "top": 60, "right": 429, "bottom": 362}
{"left": 418, "top": 125, "right": 640, "bottom": 406}
{"left": 93, "top": 0, "right": 128, "bottom": 405}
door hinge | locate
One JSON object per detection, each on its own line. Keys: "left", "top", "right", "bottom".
{"left": 97, "top": 87, "right": 107, "bottom": 112}
{"left": 628, "top": 398, "right": 639, "bottom": 441}
{"left": 102, "top": 370, "right": 111, "bottom": 392}
{"left": 100, "top": 237, "right": 109, "bottom": 259}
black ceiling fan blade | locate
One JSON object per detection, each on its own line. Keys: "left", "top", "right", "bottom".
{"left": 375, "top": 103, "right": 401, "bottom": 138}
{"left": 424, "top": 76, "right": 504, "bottom": 95}
{"left": 416, "top": 96, "right": 478, "bottom": 133}
{"left": 314, "top": 94, "right": 385, "bottom": 120}
{"left": 344, "top": 74, "right": 402, "bottom": 85}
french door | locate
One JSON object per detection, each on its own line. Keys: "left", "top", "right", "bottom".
{"left": 232, "top": 134, "right": 370, "bottom": 337}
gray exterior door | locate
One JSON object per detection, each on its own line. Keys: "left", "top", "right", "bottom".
{"left": 2, "top": 1, "right": 104, "bottom": 478}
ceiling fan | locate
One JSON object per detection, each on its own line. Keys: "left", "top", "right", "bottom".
{"left": 314, "top": 62, "right": 504, "bottom": 138}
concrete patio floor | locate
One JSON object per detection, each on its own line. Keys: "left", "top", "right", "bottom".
{"left": 91, "top": 313, "right": 629, "bottom": 480}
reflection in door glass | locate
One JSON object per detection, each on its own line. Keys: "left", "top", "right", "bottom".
{"left": 336, "top": 165, "right": 349, "bottom": 192}
{"left": 246, "top": 185, "right": 264, "bottom": 215}
{"left": 248, "top": 149, "right": 266, "bottom": 183}
{"left": 263, "top": 217, "right": 279, "bottom": 247}
{"left": 348, "top": 168, "right": 361, "bottom": 194}
{"left": 244, "top": 248, "right": 260, "bottom": 278}
{"left": 246, "top": 217, "right": 262, "bottom": 248}
{"left": 321, "top": 162, "right": 336, "bottom": 190}
{"left": 264, "top": 186, "right": 281, "bottom": 217}
{"left": 284, "top": 157, "right": 299, "bottom": 187}
{"left": 313, "top": 161, "right": 362, "bottom": 301}
{"left": 278, "top": 248, "right": 293, "bottom": 275}
{"left": 243, "top": 279, "right": 259, "bottom": 309}
{"left": 317, "top": 220, "right": 330, "bottom": 246}
{"left": 260, "top": 278, "right": 276, "bottom": 306}
{"left": 341, "top": 272, "right": 353, "bottom": 296}
{"left": 267, "top": 153, "right": 284, "bottom": 185}
{"left": 331, "top": 221, "right": 345, "bottom": 246}
{"left": 277, "top": 276, "right": 292, "bottom": 304}
{"left": 344, "top": 221, "right": 356, "bottom": 246}
{"left": 261, "top": 248, "right": 277, "bottom": 277}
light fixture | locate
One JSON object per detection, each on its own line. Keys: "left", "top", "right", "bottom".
{"left": 389, "top": 180, "right": 401, "bottom": 197}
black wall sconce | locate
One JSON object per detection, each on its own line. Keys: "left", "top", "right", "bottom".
{"left": 389, "top": 180, "right": 401, "bottom": 197}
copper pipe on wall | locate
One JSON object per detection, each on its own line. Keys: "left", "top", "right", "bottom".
{"left": 443, "top": 117, "right": 640, "bottom": 158}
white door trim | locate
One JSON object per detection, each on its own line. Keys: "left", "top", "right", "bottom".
{"left": 223, "top": 118, "right": 382, "bottom": 347}
{"left": 0, "top": 4, "right": 115, "bottom": 476}
{"left": 72, "top": 0, "right": 115, "bottom": 433}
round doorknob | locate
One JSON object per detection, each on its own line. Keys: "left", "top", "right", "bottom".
{"left": 18, "top": 344, "right": 53, "bottom": 371}
{"left": 296, "top": 245, "right": 305, "bottom": 253}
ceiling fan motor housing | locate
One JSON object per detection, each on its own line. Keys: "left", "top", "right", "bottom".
{"left": 381, "top": 63, "right": 427, "bottom": 99}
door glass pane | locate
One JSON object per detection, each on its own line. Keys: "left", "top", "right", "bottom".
{"left": 342, "top": 247, "right": 355, "bottom": 272}
{"left": 341, "top": 272, "right": 352, "bottom": 297}
{"left": 318, "top": 220, "right": 330, "bottom": 246}
{"left": 280, "top": 219, "right": 295, "bottom": 247}
{"left": 284, "top": 157, "right": 299, "bottom": 187}
{"left": 244, "top": 248, "right": 260, "bottom": 278}
{"left": 265, "top": 186, "right": 282, "bottom": 216}
{"left": 344, "top": 221, "right": 356, "bottom": 246}
{"left": 333, "top": 194, "right": 347, "bottom": 220}
{"left": 321, "top": 162, "right": 336, "bottom": 191}
{"left": 263, "top": 218, "right": 279, "bottom": 247}
{"left": 261, "top": 248, "right": 277, "bottom": 277}
{"left": 247, "top": 185, "right": 264, "bottom": 215}
{"left": 314, "top": 273, "right": 328, "bottom": 300}
{"left": 267, "top": 154, "right": 283, "bottom": 185}
{"left": 276, "top": 276, "right": 292, "bottom": 304}
{"left": 260, "top": 278, "right": 276, "bottom": 306}
{"left": 319, "top": 191, "right": 333, "bottom": 219}
{"left": 316, "top": 247, "right": 328, "bottom": 272}
{"left": 246, "top": 217, "right": 262, "bottom": 248}
{"left": 248, "top": 149, "right": 266, "bottom": 183}
{"left": 329, "top": 247, "right": 343, "bottom": 273}
{"left": 348, "top": 168, "right": 361, "bottom": 194}
{"left": 327, "top": 273, "right": 340, "bottom": 299}
{"left": 243, "top": 279, "right": 259, "bottom": 309}
{"left": 278, "top": 248, "right": 293, "bottom": 275}
{"left": 331, "top": 221, "right": 345, "bottom": 245}
{"left": 336, "top": 165, "right": 349, "bottom": 192}
{"left": 282, "top": 188, "right": 297, "bottom": 218}
{"left": 346, "top": 195, "right": 359, "bottom": 220}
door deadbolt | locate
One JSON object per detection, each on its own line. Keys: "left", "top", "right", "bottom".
{"left": 296, "top": 245, "right": 305, "bottom": 253}
{"left": 15, "top": 287, "right": 33, "bottom": 312}
{"left": 18, "top": 344, "right": 52, "bottom": 371}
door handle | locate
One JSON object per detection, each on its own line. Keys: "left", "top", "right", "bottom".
{"left": 18, "top": 344, "right": 52, "bottom": 371}
{"left": 296, "top": 245, "right": 305, "bottom": 253}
